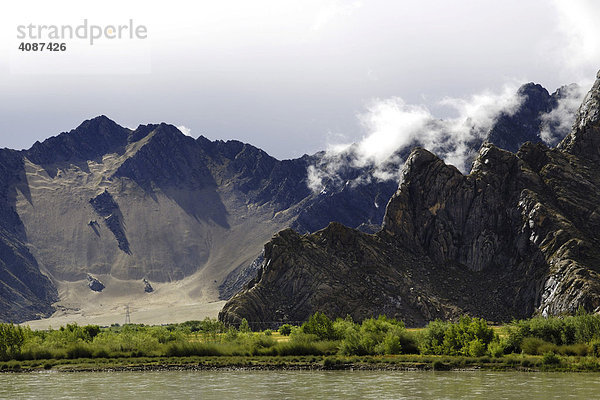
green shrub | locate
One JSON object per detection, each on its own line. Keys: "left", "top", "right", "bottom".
{"left": 420, "top": 320, "right": 447, "bottom": 355}
{"left": 521, "top": 337, "right": 552, "bottom": 355}
{"left": 374, "top": 328, "right": 403, "bottom": 355}
{"left": 507, "top": 313, "right": 600, "bottom": 352}
{"left": 239, "top": 333, "right": 275, "bottom": 351}
{"left": 337, "top": 315, "right": 413, "bottom": 356}
{"left": 332, "top": 316, "right": 355, "bottom": 339}
{"left": 276, "top": 341, "right": 323, "bottom": 356}
{"left": 278, "top": 324, "right": 293, "bottom": 336}
{"left": 488, "top": 339, "right": 507, "bottom": 357}
{"left": 165, "top": 342, "right": 227, "bottom": 357}
{"left": 467, "top": 339, "right": 487, "bottom": 357}
{"left": 557, "top": 343, "right": 589, "bottom": 356}
{"left": 224, "top": 327, "right": 239, "bottom": 342}
{"left": 420, "top": 317, "right": 496, "bottom": 356}
{"left": 17, "top": 341, "right": 54, "bottom": 360}
{"left": 590, "top": 340, "right": 600, "bottom": 357}
{"left": 542, "top": 352, "right": 561, "bottom": 365}
{"left": 339, "top": 327, "right": 370, "bottom": 356}
{"left": 579, "top": 359, "right": 599, "bottom": 370}
{"left": 66, "top": 343, "right": 93, "bottom": 359}
{"left": 82, "top": 325, "right": 101, "bottom": 340}
{"left": 93, "top": 348, "right": 110, "bottom": 358}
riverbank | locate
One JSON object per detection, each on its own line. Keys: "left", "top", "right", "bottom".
{"left": 4, "top": 354, "right": 600, "bottom": 373}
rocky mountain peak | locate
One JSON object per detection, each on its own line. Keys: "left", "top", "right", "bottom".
{"left": 558, "top": 70, "right": 600, "bottom": 161}
{"left": 80, "top": 115, "right": 119, "bottom": 130}
{"left": 485, "top": 83, "right": 553, "bottom": 153}
{"left": 382, "top": 147, "right": 459, "bottom": 238}
{"left": 26, "top": 115, "right": 130, "bottom": 167}
{"left": 128, "top": 122, "right": 193, "bottom": 145}
{"left": 517, "top": 82, "right": 551, "bottom": 102}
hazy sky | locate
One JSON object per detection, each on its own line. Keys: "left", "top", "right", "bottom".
{"left": 1, "top": 0, "right": 599, "bottom": 159}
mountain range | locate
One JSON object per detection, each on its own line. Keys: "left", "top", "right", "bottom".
{"left": 0, "top": 79, "right": 582, "bottom": 324}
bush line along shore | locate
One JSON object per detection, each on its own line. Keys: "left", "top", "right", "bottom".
{"left": 4, "top": 310, "right": 600, "bottom": 372}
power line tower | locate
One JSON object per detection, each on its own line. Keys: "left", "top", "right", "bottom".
{"left": 124, "top": 304, "right": 131, "bottom": 325}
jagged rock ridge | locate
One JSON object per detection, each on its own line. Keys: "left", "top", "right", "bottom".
{"left": 219, "top": 72, "right": 600, "bottom": 327}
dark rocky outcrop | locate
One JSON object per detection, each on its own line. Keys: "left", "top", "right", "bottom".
{"left": 219, "top": 72, "right": 600, "bottom": 327}
{"left": 89, "top": 190, "right": 130, "bottom": 254}
{"left": 143, "top": 278, "right": 153, "bottom": 293}
{"left": 87, "top": 275, "right": 105, "bottom": 292}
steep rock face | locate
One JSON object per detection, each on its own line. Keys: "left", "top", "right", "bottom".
{"left": 0, "top": 149, "right": 57, "bottom": 322}
{"left": 559, "top": 70, "right": 600, "bottom": 162}
{"left": 219, "top": 72, "right": 600, "bottom": 326}
{"left": 291, "top": 161, "right": 398, "bottom": 235}
{"left": 219, "top": 252, "right": 264, "bottom": 301}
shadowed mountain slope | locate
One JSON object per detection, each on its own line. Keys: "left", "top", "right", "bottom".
{"left": 0, "top": 116, "right": 398, "bottom": 322}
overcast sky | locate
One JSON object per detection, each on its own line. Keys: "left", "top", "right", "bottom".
{"left": 0, "top": 0, "right": 599, "bottom": 159}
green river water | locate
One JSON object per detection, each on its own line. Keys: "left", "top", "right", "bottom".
{"left": 2, "top": 370, "right": 600, "bottom": 399}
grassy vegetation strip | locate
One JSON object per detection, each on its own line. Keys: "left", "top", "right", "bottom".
{"left": 3, "top": 309, "right": 600, "bottom": 373}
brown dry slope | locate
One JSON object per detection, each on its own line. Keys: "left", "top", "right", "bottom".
{"left": 11, "top": 117, "right": 397, "bottom": 327}
{"left": 16, "top": 122, "right": 297, "bottom": 326}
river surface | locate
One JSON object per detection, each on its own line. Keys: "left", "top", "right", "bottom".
{"left": 2, "top": 370, "right": 600, "bottom": 399}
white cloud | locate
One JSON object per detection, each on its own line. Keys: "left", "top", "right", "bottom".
{"left": 540, "top": 84, "right": 587, "bottom": 146}
{"left": 306, "top": 85, "right": 524, "bottom": 192}
{"left": 176, "top": 125, "right": 193, "bottom": 137}
{"left": 307, "top": 165, "right": 326, "bottom": 193}
{"left": 551, "top": 0, "right": 600, "bottom": 82}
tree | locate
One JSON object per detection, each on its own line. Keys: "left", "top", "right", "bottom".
{"left": 0, "top": 323, "right": 26, "bottom": 360}
{"left": 239, "top": 318, "right": 251, "bottom": 333}
{"left": 301, "top": 312, "right": 335, "bottom": 340}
